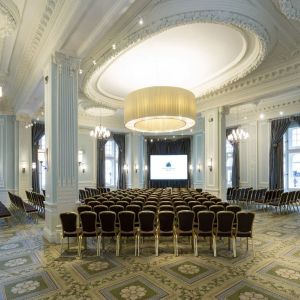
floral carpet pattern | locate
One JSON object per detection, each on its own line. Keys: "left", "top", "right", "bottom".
{"left": 0, "top": 210, "right": 300, "bottom": 299}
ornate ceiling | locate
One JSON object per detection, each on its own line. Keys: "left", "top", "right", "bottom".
{"left": 0, "top": 0, "right": 299, "bottom": 130}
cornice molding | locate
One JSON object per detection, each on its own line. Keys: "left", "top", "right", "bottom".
{"left": 279, "top": 0, "right": 300, "bottom": 21}
{"left": 83, "top": 8, "right": 273, "bottom": 109}
{"left": 200, "top": 56, "right": 300, "bottom": 102}
{"left": 0, "top": 0, "right": 20, "bottom": 38}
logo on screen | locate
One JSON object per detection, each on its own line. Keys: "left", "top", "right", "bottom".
{"left": 166, "top": 162, "right": 171, "bottom": 167}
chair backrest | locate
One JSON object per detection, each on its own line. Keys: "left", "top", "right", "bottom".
{"left": 188, "top": 201, "right": 199, "bottom": 209}
{"left": 159, "top": 205, "right": 173, "bottom": 212}
{"left": 216, "top": 211, "right": 234, "bottom": 234}
{"left": 175, "top": 204, "right": 190, "bottom": 212}
{"left": 226, "top": 205, "right": 242, "bottom": 214}
{"left": 88, "top": 200, "right": 101, "bottom": 209}
{"left": 158, "top": 211, "right": 175, "bottom": 232}
{"left": 102, "top": 200, "right": 114, "bottom": 207}
{"left": 236, "top": 212, "right": 255, "bottom": 237}
{"left": 80, "top": 211, "right": 97, "bottom": 233}
{"left": 209, "top": 205, "right": 225, "bottom": 215}
{"left": 77, "top": 205, "right": 92, "bottom": 215}
{"left": 197, "top": 211, "right": 215, "bottom": 234}
{"left": 143, "top": 205, "right": 157, "bottom": 213}
{"left": 203, "top": 200, "right": 214, "bottom": 208}
{"left": 177, "top": 210, "right": 194, "bottom": 232}
{"left": 119, "top": 211, "right": 135, "bottom": 232}
{"left": 99, "top": 211, "right": 116, "bottom": 232}
{"left": 173, "top": 201, "right": 186, "bottom": 207}
{"left": 60, "top": 212, "right": 77, "bottom": 233}
{"left": 110, "top": 204, "right": 124, "bottom": 216}
{"left": 139, "top": 211, "right": 156, "bottom": 232}
{"left": 117, "top": 200, "right": 129, "bottom": 208}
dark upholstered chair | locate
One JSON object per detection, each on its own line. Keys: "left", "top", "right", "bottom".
{"left": 99, "top": 211, "right": 117, "bottom": 255}
{"left": 215, "top": 211, "right": 236, "bottom": 257}
{"left": 194, "top": 211, "right": 215, "bottom": 256}
{"left": 174, "top": 210, "right": 195, "bottom": 256}
{"left": 156, "top": 211, "right": 175, "bottom": 256}
{"left": 60, "top": 212, "right": 80, "bottom": 256}
{"left": 234, "top": 212, "right": 255, "bottom": 255}
{"left": 117, "top": 211, "right": 137, "bottom": 256}
{"left": 137, "top": 211, "right": 156, "bottom": 256}
{"left": 78, "top": 211, "right": 100, "bottom": 257}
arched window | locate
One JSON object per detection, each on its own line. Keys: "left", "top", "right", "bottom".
{"left": 284, "top": 125, "right": 300, "bottom": 189}
{"left": 105, "top": 139, "right": 119, "bottom": 187}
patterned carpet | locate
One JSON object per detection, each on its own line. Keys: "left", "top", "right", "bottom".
{"left": 0, "top": 209, "right": 300, "bottom": 300}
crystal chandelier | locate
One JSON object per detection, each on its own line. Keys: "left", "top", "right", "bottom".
{"left": 90, "top": 125, "right": 110, "bottom": 139}
{"left": 227, "top": 128, "right": 249, "bottom": 143}
{"left": 90, "top": 105, "right": 111, "bottom": 140}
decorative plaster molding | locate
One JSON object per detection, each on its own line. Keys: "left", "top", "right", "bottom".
{"left": 279, "top": 0, "right": 300, "bottom": 21}
{"left": 0, "top": 0, "right": 20, "bottom": 38}
{"left": 83, "top": 9, "right": 272, "bottom": 108}
{"left": 201, "top": 59, "right": 300, "bottom": 101}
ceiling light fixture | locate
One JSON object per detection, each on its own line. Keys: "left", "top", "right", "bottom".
{"left": 139, "top": 17, "right": 143, "bottom": 25}
{"left": 227, "top": 128, "right": 249, "bottom": 143}
{"left": 124, "top": 86, "right": 196, "bottom": 133}
{"left": 112, "top": 43, "right": 116, "bottom": 50}
{"left": 90, "top": 104, "right": 111, "bottom": 140}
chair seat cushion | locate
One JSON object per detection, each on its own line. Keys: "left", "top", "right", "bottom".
{"left": 23, "top": 202, "right": 38, "bottom": 213}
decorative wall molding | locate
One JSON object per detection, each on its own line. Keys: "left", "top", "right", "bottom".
{"left": 201, "top": 58, "right": 300, "bottom": 101}
{"left": 0, "top": 0, "right": 20, "bottom": 38}
{"left": 83, "top": 7, "right": 273, "bottom": 108}
{"left": 279, "top": 0, "right": 300, "bottom": 21}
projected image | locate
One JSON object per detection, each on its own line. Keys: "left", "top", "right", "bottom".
{"left": 150, "top": 155, "right": 187, "bottom": 180}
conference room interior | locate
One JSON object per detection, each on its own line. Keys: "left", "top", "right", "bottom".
{"left": 0, "top": 0, "right": 300, "bottom": 299}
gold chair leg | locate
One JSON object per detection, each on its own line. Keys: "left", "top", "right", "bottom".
{"left": 60, "top": 235, "right": 64, "bottom": 255}
{"left": 251, "top": 237, "right": 255, "bottom": 257}
{"left": 233, "top": 237, "right": 236, "bottom": 258}
{"left": 155, "top": 235, "right": 159, "bottom": 256}
{"left": 213, "top": 235, "right": 217, "bottom": 257}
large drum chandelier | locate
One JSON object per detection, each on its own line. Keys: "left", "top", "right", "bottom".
{"left": 124, "top": 86, "right": 196, "bottom": 133}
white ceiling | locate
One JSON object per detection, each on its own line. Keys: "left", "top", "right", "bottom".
{"left": 97, "top": 23, "right": 247, "bottom": 100}
{"left": 0, "top": 0, "right": 300, "bottom": 130}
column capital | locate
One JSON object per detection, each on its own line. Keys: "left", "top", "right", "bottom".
{"left": 52, "top": 51, "right": 81, "bottom": 72}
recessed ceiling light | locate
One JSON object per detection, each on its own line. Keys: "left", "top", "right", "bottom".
{"left": 112, "top": 44, "right": 116, "bottom": 50}
{"left": 79, "top": 69, "right": 83, "bottom": 74}
{"left": 139, "top": 17, "right": 143, "bottom": 25}
{"left": 259, "top": 113, "right": 265, "bottom": 119}
{"left": 243, "top": 116, "right": 247, "bottom": 120}
{"left": 92, "top": 60, "right": 96, "bottom": 65}
{"left": 279, "top": 111, "right": 283, "bottom": 116}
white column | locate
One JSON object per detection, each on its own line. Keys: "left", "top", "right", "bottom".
{"left": 44, "top": 52, "right": 80, "bottom": 243}
{"left": 204, "top": 107, "right": 226, "bottom": 199}
{"left": 191, "top": 115, "right": 205, "bottom": 189}
{"left": 125, "top": 133, "right": 144, "bottom": 188}
{"left": 17, "top": 118, "right": 32, "bottom": 199}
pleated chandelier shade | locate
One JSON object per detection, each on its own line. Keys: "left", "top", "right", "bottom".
{"left": 124, "top": 86, "right": 196, "bottom": 133}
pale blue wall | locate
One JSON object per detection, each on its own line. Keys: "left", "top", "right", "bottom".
{"left": 0, "top": 115, "right": 18, "bottom": 203}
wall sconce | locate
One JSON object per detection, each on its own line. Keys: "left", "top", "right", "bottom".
{"left": 123, "top": 163, "right": 128, "bottom": 174}
{"left": 32, "top": 162, "right": 36, "bottom": 170}
{"left": 78, "top": 150, "right": 83, "bottom": 166}
{"left": 197, "top": 164, "right": 201, "bottom": 172}
{"left": 81, "top": 165, "right": 86, "bottom": 174}
{"left": 208, "top": 157, "right": 213, "bottom": 172}
{"left": 22, "top": 167, "right": 26, "bottom": 173}
{"left": 144, "top": 165, "right": 148, "bottom": 171}
{"left": 135, "top": 164, "right": 139, "bottom": 173}
{"left": 38, "top": 148, "right": 48, "bottom": 170}
{"left": 189, "top": 164, "right": 193, "bottom": 172}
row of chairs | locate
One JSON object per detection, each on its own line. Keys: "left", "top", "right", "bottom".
{"left": 267, "top": 190, "right": 300, "bottom": 213}
{"left": 79, "top": 187, "right": 110, "bottom": 201}
{"left": 60, "top": 208, "right": 254, "bottom": 258}
{"left": 7, "top": 192, "right": 38, "bottom": 222}
{"left": 25, "top": 191, "right": 45, "bottom": 216}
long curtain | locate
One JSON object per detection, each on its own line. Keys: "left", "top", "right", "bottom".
{"left": 96, "top": 139, "right": 108, "bottom": 188}
{"left": 226, "top": 127, "right": 240, "bottom": 188}
{"left": 31, "top": 123, "right": 45, "bottom": 193}
{"left": 269, "top": 118, "right": 291, "bottom": 189}
{"left": 113, "top": 133, "right": 126, "bottom": 189}
{"left": 146, "top": 137, "right": 191, "bottom": 188}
